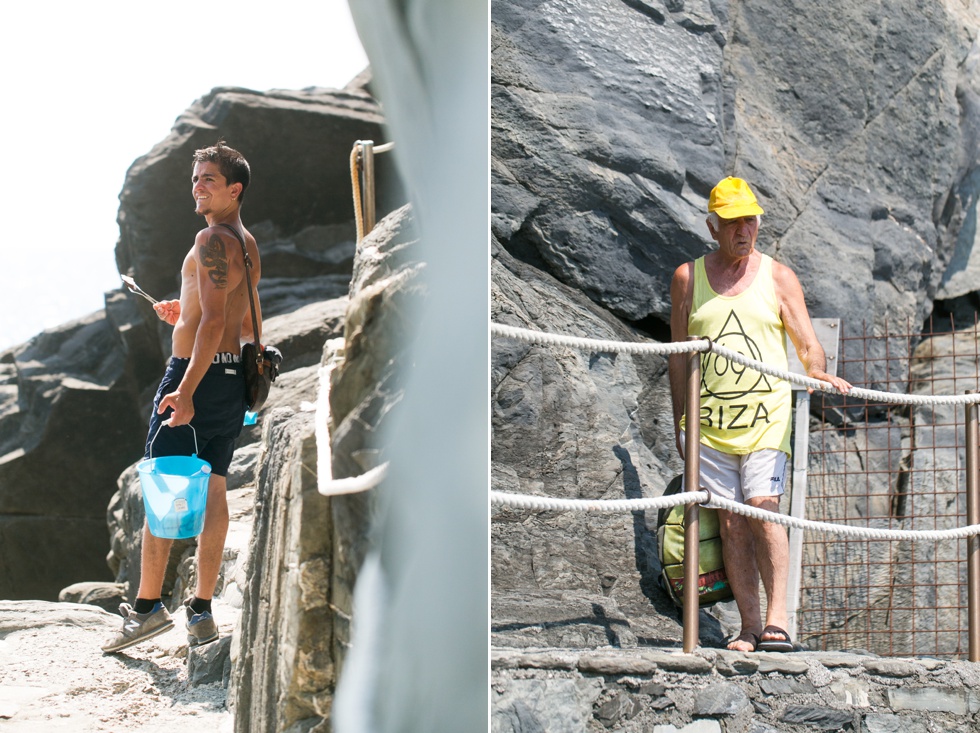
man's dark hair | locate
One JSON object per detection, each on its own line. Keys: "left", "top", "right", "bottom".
{"left": 192, "top": 141, "right": 251, "bottom": 204}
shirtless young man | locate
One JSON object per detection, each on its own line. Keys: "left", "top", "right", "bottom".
{"left": 668, "top": 177, "right": 851, "bottom": 653}
{"left": 103, "top": 142, "right": 261, "bottom": 653}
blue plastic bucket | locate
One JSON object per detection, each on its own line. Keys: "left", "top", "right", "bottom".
{"left": 137, "top": 424, "right": 211, "bottom": 539}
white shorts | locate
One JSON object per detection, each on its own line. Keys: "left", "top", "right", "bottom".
{"left": 679, "top": 432, "right": 788, "bottom": 505}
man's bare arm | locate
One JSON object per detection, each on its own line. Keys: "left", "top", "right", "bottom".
{"left": 773, "top": 261, "right": 851, "bottom": 395}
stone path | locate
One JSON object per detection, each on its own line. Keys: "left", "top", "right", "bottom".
{"left": 492, "top": 645, "right": 980, "bottom": 732}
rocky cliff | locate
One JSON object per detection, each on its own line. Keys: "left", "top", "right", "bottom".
{"left": 0, "top": 193, "right": 418, "bottom": 733}
{"left": 492, "top": 0, "right": 980, "bottom": 729}
{"left": 0, "top": 73, "right": 413, "bottom": 731}
{"left": 493, "top": 0, "right": 979, "bottom": 344}
{"left": 0, "top": 80, "right": 399, "bottom": 601}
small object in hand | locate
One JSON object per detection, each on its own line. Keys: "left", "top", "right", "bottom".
{"left": 121, "top": 274, "right": 159, "bottom": 304}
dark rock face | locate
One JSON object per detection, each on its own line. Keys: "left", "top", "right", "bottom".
{"left": 492, "top": 239, "right": 717, "bottom": 647}
{"left": 492, "top": 0, "right": 980, "bottom": 380}
{"left": 0, "top": 298, "right": 154, "bottom": 598}
{"left": 114, "top": 86, "right": 398, "bottom": 304}
{"left": 490, "top": 0, "right": 980, "bottom": 687}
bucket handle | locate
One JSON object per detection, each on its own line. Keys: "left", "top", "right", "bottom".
{"left": 147, "top": 422, "right": 200, "bottom": 459}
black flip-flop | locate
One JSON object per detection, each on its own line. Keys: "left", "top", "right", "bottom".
{"left": 726, "top": 631, "right": 760, "bottom": 652}
{"left": 757, "top": 625, "right": 794, "bottom": 653}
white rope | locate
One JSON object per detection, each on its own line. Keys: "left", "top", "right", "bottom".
{"left": 490, "top": 323, "right": 980, "bottom": 540}
{"left": 491, "top": 323, "right": 980, "bottom": 406}
{"left": 490, "top": 322, "right": 710, "bottom": 356}
{"left": 708, "top": 495, "right": 980, "bottom": 540}
{"left": 491, "top": 489, "right": 980, "bottom": 540}
{"left": 491, "top": 489, "right": 708, "bottom": 512}
{"left": 320, "top": 462, "right": 389, "bottom": 497}
{"left": 317, "top": 350, "right": 389, "bottom": 497}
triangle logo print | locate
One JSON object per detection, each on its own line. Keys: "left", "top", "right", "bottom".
{"left": 700, "top": 310, "right": 774, "bottom": 400}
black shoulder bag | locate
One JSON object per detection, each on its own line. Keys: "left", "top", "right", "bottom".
{"left": 218, "top": 223, "right": 283, "bottom": 411}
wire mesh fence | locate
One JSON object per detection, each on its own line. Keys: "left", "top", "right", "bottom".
{"left": 797, "top": 315, "right": 980, "bottom": 658}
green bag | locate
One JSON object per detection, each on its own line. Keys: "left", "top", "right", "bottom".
{"left": 657, "top": 474, "right": 733, "bottom": 607}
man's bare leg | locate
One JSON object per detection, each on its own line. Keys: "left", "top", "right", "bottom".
{"left": 719, "top": 509, "right": 763, "bottom": 651}
{"left": 748, "top": 495, "right": 790, "bottom": 642}
{"left": 137, "top": 523, "right": 174, "bottom": 600}
{"left": 102, "top": 522, "right": 177, "bottom": 652}
{"left": 194, "top": 474, "right": 229, "bottom": 601}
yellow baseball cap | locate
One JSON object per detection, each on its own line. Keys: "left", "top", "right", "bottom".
{"left": 708, "top": 177, "right": 764, "bottom": 219}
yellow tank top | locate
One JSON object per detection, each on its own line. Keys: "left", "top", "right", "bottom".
{"left": 680, "top": 254, "right": 792, "bottom": 455}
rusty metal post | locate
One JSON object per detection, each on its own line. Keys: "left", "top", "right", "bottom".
{"left": 683, "top": 338, "right": 702, "bottom": 653}
{"left": 359, "top": 140, "right": 377, "bottom": 234}
{"left": 966, "top": 398, "right": 980, "bottom": 661}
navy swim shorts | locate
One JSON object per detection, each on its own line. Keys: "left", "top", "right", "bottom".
{"left": 144, "top": 354, "right": 248, "bottom": 476}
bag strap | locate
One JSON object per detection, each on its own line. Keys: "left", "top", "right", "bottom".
{"left": 217, "top": 223, "right": 263, "bottom": 374}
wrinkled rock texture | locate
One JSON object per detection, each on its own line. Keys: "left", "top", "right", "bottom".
{"left": 492, "top": 0, "right": 980, "bottom": 376}
{"left": 228, "top": 204, "right": 421, "bottom": 733}
{"left": 229, "top": 407, "right": 329, "bottom": 732}
{"left": 0, "top": 82, "right": 399, "bottom": 601}
{"left": 491, "top": 0, "right": 980, "bottom": 724}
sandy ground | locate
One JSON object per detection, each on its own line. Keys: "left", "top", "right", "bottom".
{"left": 0, "top": 601, "right": 233, "bottom": 732}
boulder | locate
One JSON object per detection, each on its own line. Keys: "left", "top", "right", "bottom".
{"left": 491, "top": 238, "right": 712, "bottom": 646}
{"left": 58, "top": 581, "right": 127, "bottom": 613}
{"left": 228, "top": 202, "right": 425, "bottom": 733}
{"left": 229, "top": 408, "right": 330, "bottom": 732}
{"left": 0, "top": 295, "right": 153, "bottom": 599}
{"left": 327, "top": 203, "right": 424, "bottom": 683}
{"left": 114, "top": 86, "right": 402, "bottom": 305}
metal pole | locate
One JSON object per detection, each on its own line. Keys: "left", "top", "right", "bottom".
{"left": 361, "top": 140, "right": 377, "bottom": 234}
{"left": 966, "top": 398, "right": 980, "bottom": 661}
{"left": 786, "top": 389, "right": 811, "bottom": 639}
{"left": 683, "top": 338, "right": 702, "bottom": 653}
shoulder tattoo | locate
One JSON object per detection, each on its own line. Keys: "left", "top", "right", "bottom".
{"left": 200, "top": 233, "right": 229, "bottom": 288}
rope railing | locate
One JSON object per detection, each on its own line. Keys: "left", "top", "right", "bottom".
{"left": 491, "top": 322, "right": 980, "bottom": 406}
{"left": 491, "top": 320, "right": 980, "bottom": 657}
{"left": 320, "top": 462, "right": 390, "bottom": 496}
{"left": 491, "top": 490, "right": 980, "bottom": 541}
{"left": 491, "top": 489, "right": 708, "bottom": 513}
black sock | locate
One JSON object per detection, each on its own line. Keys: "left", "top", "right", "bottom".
{"left": 189, "top": 597, "right": 212, "bottom": 615}
{"left": 134, "top": 598, "right": 160, "bottom": 614}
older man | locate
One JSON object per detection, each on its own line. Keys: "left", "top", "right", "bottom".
{"left": 668, "top": 177, "right": 851, "bottom": 652}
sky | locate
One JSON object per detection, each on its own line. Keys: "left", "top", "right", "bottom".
{"left": 0, "top": 1, "right": 368, "bottom": 351}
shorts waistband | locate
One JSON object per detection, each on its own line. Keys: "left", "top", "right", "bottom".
{"left": 169, "top": 356, "right": 243, "bottom": 376}
{"left": 170, "top": 353, "right": 241, "bottom": 364}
